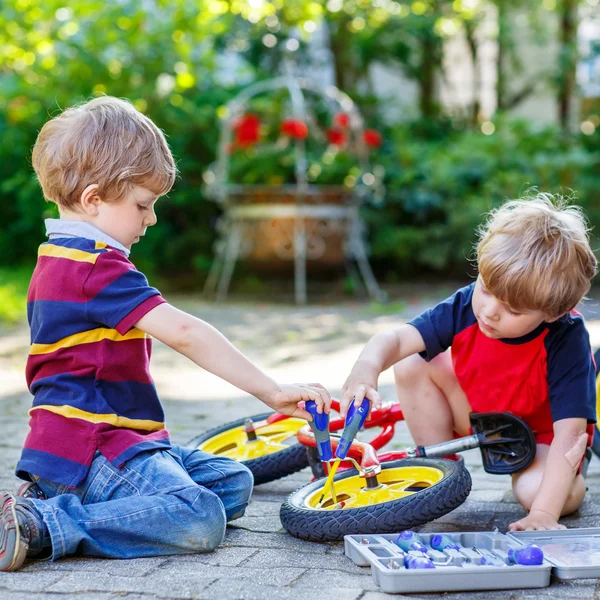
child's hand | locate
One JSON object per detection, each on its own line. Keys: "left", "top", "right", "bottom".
{"left": 340, "top": 364, "right": 382, "bottom": 419}
{"left": 508, "top": 509, "right": 566, "bottom": 532}
{"left": 262, "top": 383, "right": 331, "bottom": 421}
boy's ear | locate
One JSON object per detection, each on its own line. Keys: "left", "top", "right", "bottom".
{"left": 546, "top": 310, "right": 571, "bottom": 323}
{"left": 80, "top": 184, "right": 102, "bottom": 215}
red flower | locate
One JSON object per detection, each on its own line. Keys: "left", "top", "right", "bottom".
{"left": 326, "top": 128, "right": 346, "bottom": 146}
{"left": 333, "top": 113, "right": 350, "bottom": 129}
{"left": 363, "top": 129, "right": 382, "bottom": 148}
{"left": 280, "top": 118, "right": 308, "bottom": 139}
{"left": 233, "top": 113, "right": 260, "bottom": 147}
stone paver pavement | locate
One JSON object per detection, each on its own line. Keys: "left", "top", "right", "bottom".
{"left": 2, "top": 283, "right": 600, "bottom": 599}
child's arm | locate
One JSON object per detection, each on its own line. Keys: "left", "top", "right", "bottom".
{"left": 340, "top": 324, "right": 426, "bottom": 417}
{"left": 134, "top": 303, "right": 331, "bottom": 420}
{"left": 508, "top": 418, "right": 588, "bottom": 531}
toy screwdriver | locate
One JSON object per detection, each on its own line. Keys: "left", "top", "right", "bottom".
{"left": 305, "top": 400, "right": 333, "bottom": 462}
{"left": 395, "top": 531, "right": 429, "bottom": 554}
{"left": 318, "top": 398, "right": 370, "bottom": 506}
{"left": 336, "top": 398, "right": 370, "bottom": 459}
{"left": 430, "top": 534, "right": 460, "bottom": 552}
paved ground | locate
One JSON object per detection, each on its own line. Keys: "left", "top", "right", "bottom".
{"left": 2, "top": 282, "right": 600, "bottom": 599}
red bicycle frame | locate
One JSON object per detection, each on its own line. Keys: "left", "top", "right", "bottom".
{"left": 245, "top": 402, "right": 538, "bottom": 482}
{"left": 258, "top": 399, "right": 455, "bottom": 478}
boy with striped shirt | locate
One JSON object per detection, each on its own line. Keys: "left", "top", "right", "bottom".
{"left": 0, "top": 96, "right": 330, "bottom": 571}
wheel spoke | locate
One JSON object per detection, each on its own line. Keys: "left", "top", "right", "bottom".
{"left": 385, "top": 479, "right": 423, "bottom": 493}
{"left": 306, "top": 465, "right": 445, "bottom": 510}
{"left": 258, "top": 430, "right": 297, "bottom": 445}
{"left": 198, "top": 418, "right": 306, "bottom": 460}
{"left": 320, "top": 483, "right": 415, "bottom": 509}
{"left": 225, "top": 438, "right": 286, "bottom": 460}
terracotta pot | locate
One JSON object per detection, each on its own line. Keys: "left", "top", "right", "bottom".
{"left": 229, "top": 186, "right": 354, "bottom": 273}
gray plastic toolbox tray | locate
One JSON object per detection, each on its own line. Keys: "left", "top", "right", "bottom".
{"left": 345, "top": 531, "right": 552, "bottom": 594}
{"left": 345, "top": 528, "right": 600, "bottom": 594}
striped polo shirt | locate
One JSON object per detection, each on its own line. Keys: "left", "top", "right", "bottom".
{"left": 16, "top": 221, "right": 170, "bottom": 487}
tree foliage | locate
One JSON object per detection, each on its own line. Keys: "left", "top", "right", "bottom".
{"left": 0, "top": 0, "right": 596, "bottom": 285}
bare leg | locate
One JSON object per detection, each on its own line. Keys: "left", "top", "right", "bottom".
{"left": 512, "top": 444, "right": 586, "bottom": 515}
{"left": 393, "top": 350, "right": 472, "bottom": 445}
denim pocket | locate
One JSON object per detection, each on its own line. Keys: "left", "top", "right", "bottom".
{"left": 82, "top": 464, "right": 141, "bottom": 504}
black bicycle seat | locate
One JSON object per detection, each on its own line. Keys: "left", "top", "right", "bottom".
{"left": 470, "top": 412, "right": 537, "bottom": 475}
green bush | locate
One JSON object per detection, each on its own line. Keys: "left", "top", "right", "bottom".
{"left": 364, "top": 118, "right": 600, "bottom": 280}
{"left": 0, "top": 267, "right": 31, "bottom": 324}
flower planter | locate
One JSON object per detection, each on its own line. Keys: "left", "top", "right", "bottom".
{"left": 226, "top": 185, "right": 355, "bottom": 273}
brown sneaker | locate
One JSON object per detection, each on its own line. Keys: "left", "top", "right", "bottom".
{"left": 0, "top": 493, "right": 49, "bottom": 570}
{"left": 0, "top": 493, "right": 29, "bottom": 571}
{"left": 17, "top": 482, "right": 47, "bottom": 501}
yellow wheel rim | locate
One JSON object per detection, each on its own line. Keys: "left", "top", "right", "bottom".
{"left": 596, "top": 372, "right": 600, "bottom": 427}
{"left": 197, "top": 418, "right": 307, "bottom": 461}
{"left": 305, "top": 465, "right": 445, "bottom": 510}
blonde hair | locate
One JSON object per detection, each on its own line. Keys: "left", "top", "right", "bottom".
{"left": 476, "top": 192, "right": 597, "bottom": 318}
{"left": 32, "top": 96, "right": 177, "bottom": 210}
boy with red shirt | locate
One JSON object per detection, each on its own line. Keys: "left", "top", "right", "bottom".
{"left": 0, "top": 96, "right": 330, "bottom": 571}
{"left": 341, "top": 195, "right": 597, "bottom": 531}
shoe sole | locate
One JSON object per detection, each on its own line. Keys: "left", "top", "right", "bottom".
{"left": 0, "top": 493, "right": 27, "bottom": 571}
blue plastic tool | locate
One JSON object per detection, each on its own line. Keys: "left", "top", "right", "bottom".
{"left": 335, "top": 398, "right": 370, "bottom": 459}
{"left": 394, "top": 531, "right": 429, "bottom": 554}
{"left": 507, "top": 544, "right": 544, "bottom": 566}
{"left": 480, "top": 554, "right": 506, "bottom": 567}
{"left": 305, "top": 400, "right": 332, "bottom": 462}
{"left": 405, "top": 552, "right": 436, "bottom": 569}
{"left": 430, "top": 534, "right": 460, "bottom": 551}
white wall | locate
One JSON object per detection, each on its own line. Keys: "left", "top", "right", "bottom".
{"left": 369, "top": 7, "right": 564, "bottom": 125}
{"left": 368, "top": 6, "right": 600, "bottom": 127}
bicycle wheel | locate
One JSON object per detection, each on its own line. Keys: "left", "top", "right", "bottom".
{"left": 592, "top": 349, "right": 600, "bottom": 458}
{"left": 280, "top": 458, "right": 472, "bottom": 542}
{"left": 186, "top": 413, "right": 310, "bottom": 485}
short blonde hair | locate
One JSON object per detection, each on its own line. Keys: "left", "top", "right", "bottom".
{"left": 32, "top": 96, "right": 177, "bottom": 210}
{"left": 476, "top": 192, "right": 597, "bottom": 318}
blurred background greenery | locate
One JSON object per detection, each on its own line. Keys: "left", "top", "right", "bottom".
{"left": 1, "top": 0, "right": 599, "bottom": 321}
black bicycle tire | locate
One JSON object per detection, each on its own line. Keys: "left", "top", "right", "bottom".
{"left": 280, "top": 457, "right": 472, "bottom": 542}
{"left": 593, "top": 350, "right": 600, "bottom": 458}
{"left": 186, "top": 412, "right": 309, "bottom": 485}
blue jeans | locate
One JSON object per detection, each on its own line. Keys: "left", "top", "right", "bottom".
{"left": 27, "top": 444, "right": 253, "bottom": 560}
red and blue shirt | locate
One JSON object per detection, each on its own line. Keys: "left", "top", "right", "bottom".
{"left": 17, "top": 230, "right": 170, "bottom": 486}
{"left": 408, "top": 283, "right": 596, "bottom": 443}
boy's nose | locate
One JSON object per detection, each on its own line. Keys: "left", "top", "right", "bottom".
{"left": 145, "top": 210, "right": 157, "bottom": 226}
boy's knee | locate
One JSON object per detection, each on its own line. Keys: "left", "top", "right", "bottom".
{"left": 511, "top": 470, "right": 541, "bottom": 511}
{"left": 232, "top": 463, "right": 254, "bottom": 493}
{"left": 393, "top": 354, "right": 427, "bottom": 385}
{"left": 512, "top": 486, "right": 535, "bottom": 512}
{"left": 187, "top": 494, "right": 227, "bottom": 552}
{"left": 194, "top": 516, "right": 226, "bottom": 552}
{"left": 225, "top": 464, "right": 253, "bottom": 521}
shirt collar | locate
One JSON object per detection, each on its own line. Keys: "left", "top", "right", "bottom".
{"left": 45, "top": 219, "right": 130, "bottom": 257}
